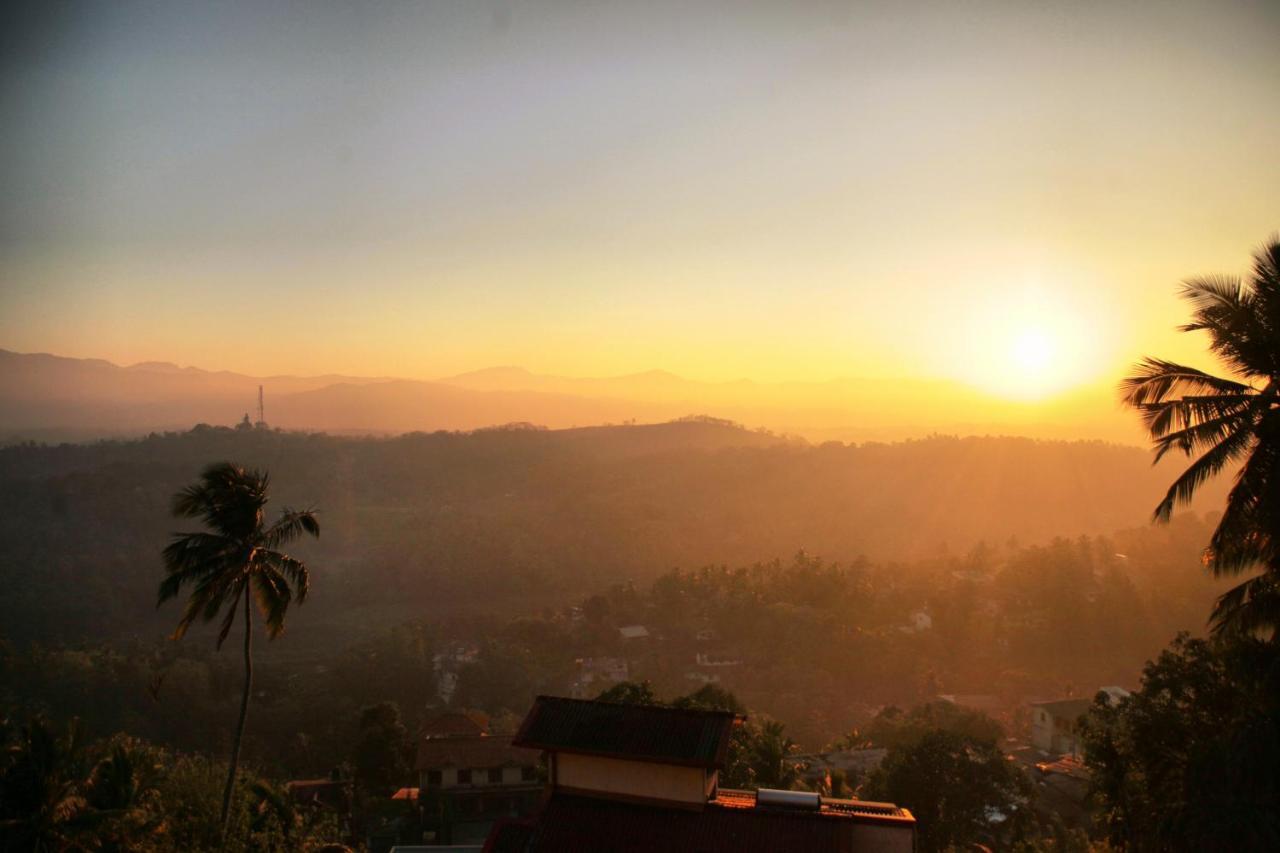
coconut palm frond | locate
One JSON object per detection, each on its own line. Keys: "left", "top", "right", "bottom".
{"left": 251, "top": 566, "right": 292, "bottom": 638}
{"left": 1121, "top": 237, "right": 1280, "bottom": 635}
{"left": 260, "top": 551, "right": 310, "bottom": 604}
{"left": 1210, "top": 573, "right": 1280, "bottom": 636}
{"left": 261, "top": 508, "right": 320, "bottom": 549}
{"left": 1151, "top": 425, "right": 1256, "bottom": 522}
{"left": 1119, "top": 358, "right": 1253, "bottom": 408}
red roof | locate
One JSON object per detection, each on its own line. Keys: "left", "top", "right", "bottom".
{"left": 488, "top": 792, "right": 914, "bottom": 852}
{"left": 513, "top": 695, "right": 739, "bottom": 769}
{"left": 415, "top": 734, "right": 541, "bottom": 772}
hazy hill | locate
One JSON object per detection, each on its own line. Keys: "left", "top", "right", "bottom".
{"left": 0, "top": 421, "right": 1224, "bottom": 644}
{"left": 0, "top": 348, "right": 1140, "bottom": 444}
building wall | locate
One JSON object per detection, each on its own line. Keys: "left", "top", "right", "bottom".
{"left": 1032, "top": 708, "right": 1082, "bottom": 757}
{"left": 1031, "top": 708, "right": 1053, "bottom": 752}
{"left": 849, "top": 820, "right": 915, "bottom": 853}
{"left": 554, "top": 753, "right": 709, "bottom": 806}
{"left": 420, "top": 765, "right": 533, "bottom": 790}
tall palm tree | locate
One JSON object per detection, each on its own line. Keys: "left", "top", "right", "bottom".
{"left": 1120, "top": 237, "right": 1280, "bottom": 635}
{"left": 159, "top": 462, "right": 318, "bottom": 841}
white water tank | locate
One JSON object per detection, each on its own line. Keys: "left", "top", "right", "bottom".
{"left": 756, "top": 788, "right": 821, "bottom": 811}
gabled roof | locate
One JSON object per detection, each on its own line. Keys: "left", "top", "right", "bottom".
{"left": 512, "top": 695, "right": 738, "bottom": 769}
{"left": 421, "top": 711, "right": 489, "bottom": 739}
{"left": 414, "top": 734, "right": 541, "bottom": 772}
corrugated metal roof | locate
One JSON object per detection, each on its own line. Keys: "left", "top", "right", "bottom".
{"left": 512, "top": 695, "right": 737, "bottom": 768}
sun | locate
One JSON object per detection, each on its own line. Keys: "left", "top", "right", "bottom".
{"left": 1011, "top": 327, "right": 1055, "bottom": 375}
{"left": 954, "top": 294, "right": 1102, "bottom": 400}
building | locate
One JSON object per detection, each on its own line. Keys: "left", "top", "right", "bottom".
{"left": 414, "top": 719, "right": 542, "bottom": 845}
{"left": 1029, "top": 698, "right": 1094, "bottom": 757}
{"left": 1030, "top": 687, "right": 1130, "bottom": 758}
{"left": 485, "top": 695, "right": 915, "bottom": 852}
{"left": 570, "top": 656, "right": 629, "bottom": 698}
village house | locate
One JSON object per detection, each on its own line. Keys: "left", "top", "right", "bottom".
{"left": 410, "top": 713, "right": 542, "bottom": 845}
{"left": 1030, "top": 687, "right": 1129, "bottom": 758}
{"left": 483, "top": 695, "right": 916, "bottom": 852}
{"left": 1029, "top": 698, "right": 1093, "bottom": 757}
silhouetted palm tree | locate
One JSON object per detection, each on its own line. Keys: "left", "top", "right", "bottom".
{"left": 159, "top": 462, "right": 318, "bottom": 841}
{"left": 1120, "top": 237, "right": 1280, "bottom": 635}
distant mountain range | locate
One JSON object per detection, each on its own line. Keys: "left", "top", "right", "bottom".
{"left": 0, "top": 348, "right": 1140, "bottom": 444}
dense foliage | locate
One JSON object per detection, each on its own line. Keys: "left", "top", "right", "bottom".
{"left": 0, "top": 715, "right": 341, "bottom": 851}
{"left": 864, "top": 728, "right": 1032, "bottom": 852}
{"left": 1081, "top": 634, "right": 1280, "bottom": 851}
{"left": 0, "top": 424, "right": 1228, "bottom": 646}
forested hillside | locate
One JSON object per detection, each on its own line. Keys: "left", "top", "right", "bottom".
{"left": 0, "top": 420, "right": 1227, "bottom": 646}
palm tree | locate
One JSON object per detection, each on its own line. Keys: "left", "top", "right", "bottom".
{"left": 1120, "top": 237, "right": 1280, "bottom": 635}
{"left": 159, "top": 462, "right": 319, "bottom": 842}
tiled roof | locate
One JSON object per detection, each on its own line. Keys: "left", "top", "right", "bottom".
{"left": 495, "top": 792, "right": 913, "bottom": 852}
{"left": 414, "top": 734, "right": 541, "bottom": 772}
{"left": 512, "top": 695, "right": 738, "bottom": 769}
{"left": 421, "top": 711, "right": 489, "bottom": 739}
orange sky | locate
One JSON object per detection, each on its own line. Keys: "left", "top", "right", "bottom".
{"left": 1, "top": 1, "right": 1277, "bottom": 410}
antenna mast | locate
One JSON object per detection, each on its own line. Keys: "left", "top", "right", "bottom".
{"left": 257, "top": 385, "right": 265, "bottom": 427}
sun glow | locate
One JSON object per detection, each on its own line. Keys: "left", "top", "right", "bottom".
{"left": 944, "top": 282, "right": 1111, "bottom": 402}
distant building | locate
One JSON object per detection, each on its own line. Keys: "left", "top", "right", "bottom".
{"left": 618, "top": 624, "right": 650, "bottom": 641}
{"left": 936, "top": 693, "right": 1003, "bottom": 714}
{"left": 570, "top": 656, "right": 629, "bottom": 698}
{"left": 286, "top": 773, "right": 354, "bottom": 841}
{"left": 684, "top": 671, "right": 721, "bottom": 685}
{"left": 1030, "top": 698, "right": 1094, "bottom": 757}
{"left": 486, "top": 695, "right": 916, "bottom": 852}
{"left": 695, "top": 652, "right": 743, "bottom": 667}
{"left": 414, "top": 724, "right": 541, "bottom": 846}
{"left": 286, "top": 774, "right": 353, "bottom": 813}
{"left": 1007, "top": 745, "right": 1091, "bottom": 829}
{"left": 1029, "top": 687, "right": 1129, "bottom": 758}
{"left": 433, "top": 644, "right": 481, "bottom": 705}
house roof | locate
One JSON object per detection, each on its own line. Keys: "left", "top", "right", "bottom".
{"left": 421, "top": 711, "right": 489, "bottom": 739}
{"left": 285, "top": 778, "right": 351, "bottom": 809}
{"left": 414, "top": 734, "right": 541, "bottom": 772}
{"left": 486, "top": 791, "right": 913, "bottom": 852}
{"left": 512, "top": 695, "right": 739, "bottom": 769}
{"left": 1031, "top": 698, "right": 1093, "bottom": 721}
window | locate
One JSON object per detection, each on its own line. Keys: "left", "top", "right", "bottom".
{"left": 488, "top": 767, "right": 503, "bottom": 784}
{"left": 458, "top": 769, "right": 472, "bottom": 785}
{"left": 521, "top": 765, "right": 537, "bottom": 782}
{"left": 426, "top": 770, "right": 442, "bottom": 787}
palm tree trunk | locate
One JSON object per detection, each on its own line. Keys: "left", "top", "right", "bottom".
{"left": 220, "top": 585, "right": 253, "bottom": 844}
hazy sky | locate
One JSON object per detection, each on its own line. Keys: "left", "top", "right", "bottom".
{"left": 2, "top": 0, "right": 1277, "bottom": 397}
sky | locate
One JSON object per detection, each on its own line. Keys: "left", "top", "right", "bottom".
{"left": 2, "top": 0, "right": 1278, "bottom": 402}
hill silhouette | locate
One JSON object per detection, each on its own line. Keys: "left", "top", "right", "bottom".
{"left": 0, "top": 348, "right": 1140, "bottom": 444}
